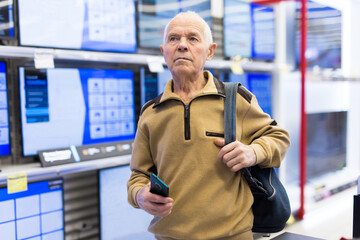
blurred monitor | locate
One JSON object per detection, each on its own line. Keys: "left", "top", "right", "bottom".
{"left": 0, "top": 61, "right": 10, "bottom": 156}
{"left": 307, "top": 111, "right": 347, "bottom": 180}
{"left": 0, "top": 178, "right": 64, "bottom": 240}
{"left": 223, "top": 0, "right": 252, "bottom": 58}
{"left": 223, "top": 0, "right": 275, "bottom": 60}
{"left": 138, "top": 0, "right": 212, "bottom": 49}
{"left": 252, "top": 3, "right": 275, "bottom": 60}
{"left": 227, "top": 72, "right": 272, "bottom": 116}
{"left": 17, "top": 0, "right": 136, "bottom": 52}
{"left": 0, "top": 0, "right": 14, "bottom": 39}
{"left": 296, "top": 1, "right": 342, "bottom": 69}
{"left": 98, "top": 165, "right": 155, "bottom": 240}
{"left": 140, "top": 67, "right": 172, "bottom": 107}
{"left": 19, "top": 67, "right": 136, "bottom": 156}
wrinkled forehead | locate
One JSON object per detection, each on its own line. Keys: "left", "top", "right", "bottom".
{"left": 166, "top": 16, "right": 205, "bottom": 38}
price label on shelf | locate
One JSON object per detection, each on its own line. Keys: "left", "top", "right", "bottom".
{"left": 7, "top": 173, "right": 28, "bottom": 194}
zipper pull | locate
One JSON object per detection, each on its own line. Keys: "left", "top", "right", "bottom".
{"left": 184, "top": 104, "right": 189, "bottom": 118}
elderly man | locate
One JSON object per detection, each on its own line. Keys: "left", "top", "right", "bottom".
{"left": 127, "top": 11, "right": 290, "bottom": 240}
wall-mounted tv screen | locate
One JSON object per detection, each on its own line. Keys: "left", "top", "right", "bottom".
{"left": 296, "top": 0, "right": 342, "bottom": 69}
{"left": 223, "top": 0, "right": 252, "bottom": 58}
{"left": 252, "top": 3, "right": 275, "bottom": 60}
{"left": 0, "top": 0, "right": 14, "bottom": 39}
{"left": 227, "top": 72, "right": 272, "bottom": 116}
{"left": 307, "top": 111, "right": 347, "bottom": 180}
{"left": 99, "top": 165, "right": 155, "bottom": 239}
{"left": 18, "top": 0, "right": 136, "bottom": 53}
{"left": 223, "top": 0, "right": 275, "bottom": 60}
{"left": 138, "top": 0, "right": 212, "bottom": 49}
{"left": 0, "top": 178, "right": 64, "bottom": 240}
{"left": 19, "top": 67, "right": 136, "bottom": 156}
{"left": 0, "top": 61, "right": 10, "bottom": 156}
{"left": 140, "top": 67, "right": 172, "bottom": 107}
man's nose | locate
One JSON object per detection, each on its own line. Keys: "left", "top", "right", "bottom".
{"left": 177, "top": 38, "right": 188, "bottom": 51}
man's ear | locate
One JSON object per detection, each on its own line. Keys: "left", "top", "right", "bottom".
{"left": 206, "top": 43, "right": 217, "bottom": 60}
{"left": 160, "top": 45, "right": 164, "bottom": 55}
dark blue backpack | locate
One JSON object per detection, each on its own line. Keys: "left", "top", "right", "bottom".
{"left": 224, "top": 82, "right": 291, "bottom": 233}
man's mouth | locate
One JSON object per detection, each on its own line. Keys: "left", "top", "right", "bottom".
{"left": 174, "top": 57, "right": 191, "bottom": 62}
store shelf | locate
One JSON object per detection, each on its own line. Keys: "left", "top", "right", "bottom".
{"left": 0, "top": 154, "right": 131, "bottom": 186}
{"left": 0, "top": 45, "right": 276, "bottom": 71}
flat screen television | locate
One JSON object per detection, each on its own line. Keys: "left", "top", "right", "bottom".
{"left": 0, "top": 0, "right": 14, "bottom": 39}
{"left": 223, "top": 0, "right": 252, "bottom": 58}
{"left": 223, "top": 0, "right": 275, "bottom": 60}
{"left": 98, "top": 165, "right": 155, "bottom": 240}
{"left": 138, "top": 0, "right": 212, "bottom": 49}
{"left": 228, "top": 72, "right": 272, "bottom": 116}
{"left": 17, "top": 0, "right": 136, "bottom": 53}
{"left": 307, "top": 111, "right": 347, "bottom": 180}
{"left": 140, "top": 67, "right": 172, "bottom": 107}
{"left": 0, "top": 178, "right": 64, "bottom": 240}
{"left": 19, "top": 67, "right": 136, "bottom": 156}
{"left": 251, "top": 3, "right": 275, "bottom": 60}
{"left": 0, "top": 61, "right": 10, "bottom": 156}
{"left": 296, "top": 0, "right": 342, "bottom": 69}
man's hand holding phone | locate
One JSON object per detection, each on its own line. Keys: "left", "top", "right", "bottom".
{"left": 136, "top": 174, "right": 173, "bottom": 217}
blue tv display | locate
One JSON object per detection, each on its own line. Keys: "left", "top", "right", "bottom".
{"left": 228, "top": 72, "right": 272, "bottom": 116}
{"left": 19, "top": 67, "right": 136, "bottom": 156}
{"left": 0, "top": 179, "right": 64, "bottom": 240}
{"left": 0, "top": 62, "right": 10, "bottom": 156}
{"left": 138, "top": 0, "right": 212, "bottom": 49}
{"left": 295, "top": 1, "right": 342, "bottom": 69}
{"left": 140, "top": 68, "right": 172, "bottom": 107}
{"left": 223, "top": 0, "right": 275, "bottom": 60}
{"left": 99, "top": 165, "right": 155, "bottom": 240}
{"left": 0, "top": 0, "right": 14, "bottom": 38}
{"left": 18, "top": 0, "right": 136, "bottom": 53}
{"left": 252, "top": 3, "right": 276, "bottom": 60}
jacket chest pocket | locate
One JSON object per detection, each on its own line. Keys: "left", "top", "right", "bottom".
{"left": 205, "top": 131, "right": 224, "bottom": 138}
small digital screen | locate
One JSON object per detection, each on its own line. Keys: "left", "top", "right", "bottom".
{"left": 223, "top": 0, "right": 252, "bottom": 58}
{"left": 0, "top": 179, "right": 64, "bottom": 240}
{"left": 0, "top": 0, "right": 14, "bottom": 38}
{"left": 223, "top": 0, "right": 275, "bottom": 60}
{"left": 296, "top": 1, "right": 342, "bottom": 69}
{"left": 99, "top": 165, "right": 155, "bottom": 240}
{"left": 19, "top": 67, "right": 136, "bottom": 156}
{"left": 138, "top": 0, "right": 212, "bottom": 49}
{"left": 227, "top": 72, "right": 272, "bottom": 116}
{"left": 251, "top": 3, "right": 275, "bottom": 60}
{"left": 0, "top": 61, "right": 10, "bottom": 156}
{"left": 140, "top": 68, "right": 172, "bottom": 107}
{"left": 18, "top": 0, "right": 136, "bottom": 53}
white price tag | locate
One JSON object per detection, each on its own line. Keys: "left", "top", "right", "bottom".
{"left": 34, "top": 53, "right": 55, "bottom": 69}
{"left": 147, "top": 56, "right": 164, "bottom": 73}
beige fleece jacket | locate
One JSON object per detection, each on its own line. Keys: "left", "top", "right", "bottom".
{"left": 127, "top": 71, "right": 290, "bottom": 240}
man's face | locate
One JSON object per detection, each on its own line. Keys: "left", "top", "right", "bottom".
{"left": 160, "top": 16, "right": 216, "bottom": 77}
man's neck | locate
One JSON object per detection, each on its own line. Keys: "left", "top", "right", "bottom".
{"left": 172, "top": 72, "right": 207, "bottom": 104}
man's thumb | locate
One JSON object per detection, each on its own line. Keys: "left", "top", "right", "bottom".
{"left": 214, "top": 138, "right": 225, "bottom": 147}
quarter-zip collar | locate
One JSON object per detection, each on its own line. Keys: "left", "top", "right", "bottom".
{"left": 153, "top": 71, "right": 225, "bottom": 108}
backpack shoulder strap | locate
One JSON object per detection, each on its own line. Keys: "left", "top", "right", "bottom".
{"left": 224, "top": 82, "right": 239, "bottom": 145}
{"left": 224, "top": 82, "right": 254, "bottom": 177}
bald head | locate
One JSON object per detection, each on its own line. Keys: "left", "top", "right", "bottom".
{"left": 163, "top": 11, "right": 213, "bottom": 47}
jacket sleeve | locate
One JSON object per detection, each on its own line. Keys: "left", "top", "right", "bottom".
{"left": 238, "top": 90, "right": 290, "bottom": 168}
{"left": 127, "top": 124, "right": 156, "bottom": 208}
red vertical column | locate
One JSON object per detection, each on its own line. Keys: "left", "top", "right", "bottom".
{"left": 298, "top": 0, "right": 307, "bottom": 220}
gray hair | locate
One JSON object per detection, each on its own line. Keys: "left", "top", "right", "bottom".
{"left": 163, "top": 11, "right": 213, "bottom": 47}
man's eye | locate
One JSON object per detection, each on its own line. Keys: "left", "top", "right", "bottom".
{"left": 169, "top": 37, "right": 177, "bottom": 41}
{"left": 190, "top": 37, "right": 198, "bottom": 41}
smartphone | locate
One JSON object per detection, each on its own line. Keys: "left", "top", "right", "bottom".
{"left": 150, "top": 174, "right": 169, "bottom": 197}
